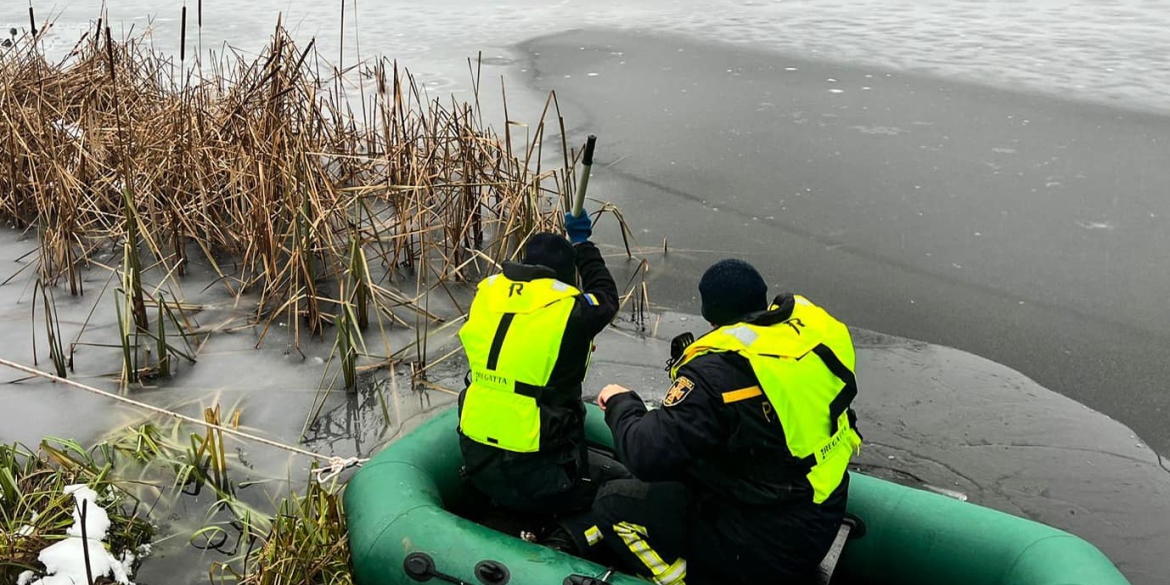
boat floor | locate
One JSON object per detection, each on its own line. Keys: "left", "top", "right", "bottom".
{"left": 448, "top": 446, "right": 877, "bottom": 585}
{"left": 453, "top": 496, "right": 876, "bottom": 585}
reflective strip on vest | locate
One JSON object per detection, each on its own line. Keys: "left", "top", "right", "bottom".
{"left": 458, "top": 274, "right": 581, "bottom": 453}
{"left": 671, "top": 295, "right": 862, "bottom": 504}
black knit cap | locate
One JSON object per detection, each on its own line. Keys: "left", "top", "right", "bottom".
{"left": 699, "top": 259, "right": 768, "bottom": 326}
{"left": 523, "top": 232, "right": 577, "bottom": 284}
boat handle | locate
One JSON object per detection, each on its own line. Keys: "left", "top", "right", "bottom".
{"left": 403, "top": 552, "right": 472, "bottom": 585}
{"left": 564, "top": 572, "right": 614, "bottom": 585}
{"left": 474, "top": 560, "right": 511, "bottom": 585}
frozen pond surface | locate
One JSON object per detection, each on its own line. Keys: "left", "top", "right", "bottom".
{"left": 519, "top": 28, "right": 1170, "bottom": 460}
{"left": 10, "top": 0, "right": 1170, "bottom": 115}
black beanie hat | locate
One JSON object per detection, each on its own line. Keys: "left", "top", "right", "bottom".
{"left": 523, "top": 232, "right": 577, "bottom": 284}
{"left": 699, "top": 259, "right": 768, "bottom": 326}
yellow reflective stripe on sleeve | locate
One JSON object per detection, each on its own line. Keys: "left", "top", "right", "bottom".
{"left": 613, "top": 522, "right": 686, "bottom": 585}
{"left": 721, "top": 385, "right": 763, "bottom": 403}
{"left": 657, "top": 559, "right": 687, "bottom": 585}
{"left": 585, "top": 525, "right": 604, "bottom": 546}
{"left": 614, "top": 523, "right": 667, "bottom": 574}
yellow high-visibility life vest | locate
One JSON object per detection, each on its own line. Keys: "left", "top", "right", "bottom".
{"left": 458, "top": 273, "right": 582, "bottom": 453}
{"left": 671, "top": 295, "right": 862, "bottom": 504}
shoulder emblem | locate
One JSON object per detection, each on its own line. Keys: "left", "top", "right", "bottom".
{"left": 663, "top": 376, "right": 695, "bottom": 407}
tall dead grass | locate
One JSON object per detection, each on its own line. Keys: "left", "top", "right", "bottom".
{"left": 0, "top": 17, "right": 594, "bottom": 388}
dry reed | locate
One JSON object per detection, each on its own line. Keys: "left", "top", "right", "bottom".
{"left": 0, "top": 18, "right": 592, "bottom": 392}
{"left": 1, "top": 11, "right": 647, "bottom": 585}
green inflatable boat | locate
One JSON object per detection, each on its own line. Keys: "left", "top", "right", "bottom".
{"left": 344, "top": 405, "right": 1130, "bottom": 585}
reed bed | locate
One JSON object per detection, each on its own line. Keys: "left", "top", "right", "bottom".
{"left": 2, "top": 13, "right": 645, "bottom": 584}
{"left": 0, "top": 18, "right": 598, "bottom": 391}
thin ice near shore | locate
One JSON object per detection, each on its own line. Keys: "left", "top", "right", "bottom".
{"left": 16, "top": 485, "right": 137, "bottom": 585}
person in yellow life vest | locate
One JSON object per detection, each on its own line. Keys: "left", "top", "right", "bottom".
{"left": 457, "top": 211, "right": 623, "bottom": 517}
{"left": 553, "top": 259, "right": 862, "bottom": 585}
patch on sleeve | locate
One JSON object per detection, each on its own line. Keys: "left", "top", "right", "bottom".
{"left": 584, "top": 293, "right": 599, "bottom": 306}
{"left": 663, "top": 376, "right": 696, "bottom": 407}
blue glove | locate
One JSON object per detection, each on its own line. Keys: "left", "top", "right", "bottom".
{"left": 565, "top": 212, "right": 593, "bottom": 245}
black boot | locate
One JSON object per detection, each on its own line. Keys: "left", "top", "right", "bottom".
{"left": 540, "top": 526, "right": 579, "bottom": 555}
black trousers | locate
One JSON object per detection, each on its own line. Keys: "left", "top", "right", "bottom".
{"left": 465, "top": 446, "right": 633, "bottom": 521}
{"left": 559, "top": 479, "right": 694, "bottom": 585}
{"left": 558, "top": 478, "right": 837, "bottom": 585}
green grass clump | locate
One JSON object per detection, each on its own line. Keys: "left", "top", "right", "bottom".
{"left": 0, "top": 440, "right": 155, "bottom": 583}
{"left": 210, "top": 474, "right": 352, "bottom": 585}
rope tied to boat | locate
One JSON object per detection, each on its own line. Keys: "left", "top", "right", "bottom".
{"left": 314, "top": 456, "right": 369, "bottom": 484}
{"left": 0, "top": 357, "right": 368, "bottom": 482}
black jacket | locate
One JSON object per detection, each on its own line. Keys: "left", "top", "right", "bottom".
{"left": 458, "top": 241, "right": 619, "bottom": 514}
{"left": 604, "top": 295, "right": 852, "bottom": 581}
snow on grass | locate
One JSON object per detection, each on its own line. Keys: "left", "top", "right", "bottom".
{"left": 24, "top": 484, "right": 135, "bottom": 585}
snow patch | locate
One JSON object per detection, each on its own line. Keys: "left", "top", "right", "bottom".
{"left": 24, "top": 484, "right": 135, "bottom": 585}
{"left": 63, "top": 485, "right": 111, "bottom": 539}
{"left": 51, "top": 119, "right": 83, "bottom": 141}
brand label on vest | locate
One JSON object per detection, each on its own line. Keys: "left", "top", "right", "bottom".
{"left": 815, "top": 413, "right": 855, "bottom": 462}
{"left": 817, "top": 432, "right": 844, "bottom": 462}
{"left": 663, "top": 376, "right": 695, "bottom": 407}
{"left": 472, "top": 370, "right": 512, "bottom": 391}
